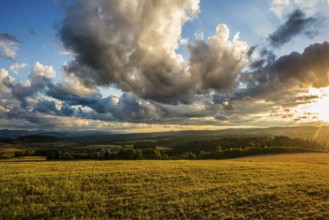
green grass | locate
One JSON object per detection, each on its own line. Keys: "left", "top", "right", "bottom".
{"left": 0, "top": 154, "right": 328, "bottom": 219}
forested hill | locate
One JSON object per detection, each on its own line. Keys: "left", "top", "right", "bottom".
{"left": 15, "top": 135, "right": 61, "bottom": 143}
{"left": 1, "top": 126, "right": 329, "bottom": 146}
{"left": 171, "top": 136, "right": 327, "bottom": 154}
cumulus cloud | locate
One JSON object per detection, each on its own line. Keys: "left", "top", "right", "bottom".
{"left": 31, "top": 62, "right": 56, "bottom": 79}
{"left": 59, "top": 0, "right": 199, "bottom": 103}
{"left": 9, "top": 63, "right": 28, "bottom": 75}
{"left": 33, "top": 100, "right": 61, "bottom": 114}
{"left": 38, "top": 92, "right": 163, "bottom": 122}
{"left": 52, "top": 69, "right": 99, "bottom": 97}
{"left": 188, "top": 24, "right": 248, "bottom": 92}
{"left": 0, "top": 68, "right": 15, "bottom": 94}
{"left": 269, "top": 9, "right": 319, "bottom": 47}
{"left": 11, "top": 62, "right": 56, "bottom": 108}
{"left": 59, "top": 0, "right": 248, "bottom": 104}
{"left": 106, "top": 93, "right": 163, "bottom": 121}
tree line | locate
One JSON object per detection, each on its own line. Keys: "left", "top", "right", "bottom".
{"left": 171, "top": 136, "right": 327, "bottom": 154}
{"left": 34, "top": 147, "right": 163, "bottom": 160}
{"left": 21, "top": 135, "right": 326, "bottom": 160}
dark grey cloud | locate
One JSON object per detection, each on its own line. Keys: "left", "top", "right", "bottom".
{"left": 33, "top": 100, "right": 58, "bottom": 114}
{"left": 2, "top": 62, "right": 170, "bottom": 124}
{"left": 11, "top": 62, "right": 56, "bottom": 108}
{"left": 247, "top": 45, "right": 257, "bottom": 58}
{"left": 47, "top": 83, "right": 100, "bottom": 105}
{"left": 107, "top": 93, "right": 163, "bottom": 121}
{"left": 248, "top": 48, "right": 276, "bottom": 70}
{"left": 34, "top": 87, "right": 225, "bottom": 124}
{"left": 5, "top": 106, "right": 56, "bottom": 128}
{"left": 11, "top": 83, "right": 35, "bottom": 108}
{"left": 240, "top": 41, "right": 329, "bottom": 101}
{"left": 269, "top": 9, "right": 319, "bottom": 47}
{"left": 0, "top": 33, "right": 19, "bottom": 43}
{"left": 33, "top": 92, "right": 162, "bottom": 122}
{"left": 33, "top": 100, "right": 81, "bottom": 117}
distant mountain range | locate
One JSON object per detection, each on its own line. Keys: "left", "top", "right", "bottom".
{"left": 0, "top": 126, "right": 328, "bottom": 145}
{"left": 0, "top": 129, "right": 113, "bottom": 139}
{"left": 15, "top": 135, "right": 61, "bottom": 143}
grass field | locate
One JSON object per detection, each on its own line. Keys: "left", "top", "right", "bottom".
{"left": 0, "top": 147, "right": 22, "bottom": 153}
{"left": 0, "top": 154, "right": 328, "bottom": 219}
{"left": 0, "top": 147, "right": 22, "bottom": 158}
{"left": 232, "top": 153, "right": 329, "bottom": 164}
{"left": 0, "top": 156, "right": 46, "bottom": 162}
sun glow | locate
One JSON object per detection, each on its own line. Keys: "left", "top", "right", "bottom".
{"left": 312, "top": 94, "right": 329, "bottom": 122}
{"left": 297, "top": 87, "right": 329, "bottom": 123}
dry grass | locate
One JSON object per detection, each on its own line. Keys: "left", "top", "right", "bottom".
{"left": 232, "top": 153, "right": 329, "bottom": 164}
{"left": 0, "top": 147, "right": 22, "bottom": 153}
{"left": 0, "top": 156, "right": 46, "bottom": 162}
{"left": 0, "top": 154, "right": 328, "bottom": 219}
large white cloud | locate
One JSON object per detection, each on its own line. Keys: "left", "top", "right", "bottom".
{"left": 31, "top": 62, "right": 56, "bottom": 79}
{"left": 188, "top": 24, "right": 248, "bottom": 92}
{"left": 60, "top": 0, "right": 249, "bottom": 104}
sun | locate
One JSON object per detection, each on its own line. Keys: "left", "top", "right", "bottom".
{"left": 292, "top": 87, "right": 329, "bottom": 124}
{"left": 304, "top": 87, "right": 329, "bottom": 122}
{"left": 313, "top": 95, "right": 329, "bottom": 122}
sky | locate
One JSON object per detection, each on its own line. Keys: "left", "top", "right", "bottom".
{"left": 0, "top": 0, "right": 329, "bottom": 132}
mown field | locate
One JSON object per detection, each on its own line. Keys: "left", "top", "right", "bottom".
{"left": 0, "top": 154, "right": 328, "bottom": 219}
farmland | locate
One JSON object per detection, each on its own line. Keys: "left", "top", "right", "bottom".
{"left": 1, "top": 153, "right": 328, "bottom": 219}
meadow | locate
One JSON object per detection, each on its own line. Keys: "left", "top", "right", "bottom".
{"left": 0, "top": 153, "right": 328, "bottom": 219}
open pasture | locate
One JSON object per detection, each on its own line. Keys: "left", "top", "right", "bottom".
{"left": 0, "top": 154, "right": 328, "bottom": 219}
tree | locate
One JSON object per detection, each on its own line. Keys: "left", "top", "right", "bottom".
{"left": 142, "top": 148, "right": 161, "bottom": 159}
{"left": 118, "top": 148, "right": 142, "bottom": 160}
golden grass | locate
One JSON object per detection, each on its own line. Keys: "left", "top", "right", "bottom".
{"left": 0, "top": 156, "right": 46, "bottom": 162}
{"left": 232, "top": 153, "right": 329, "bottom": 164}
{"left": 0, "top": 154, "right": 328, "bottom": 219}
{"left": 0, "top": 147, "right": 22, "bottom": 153}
